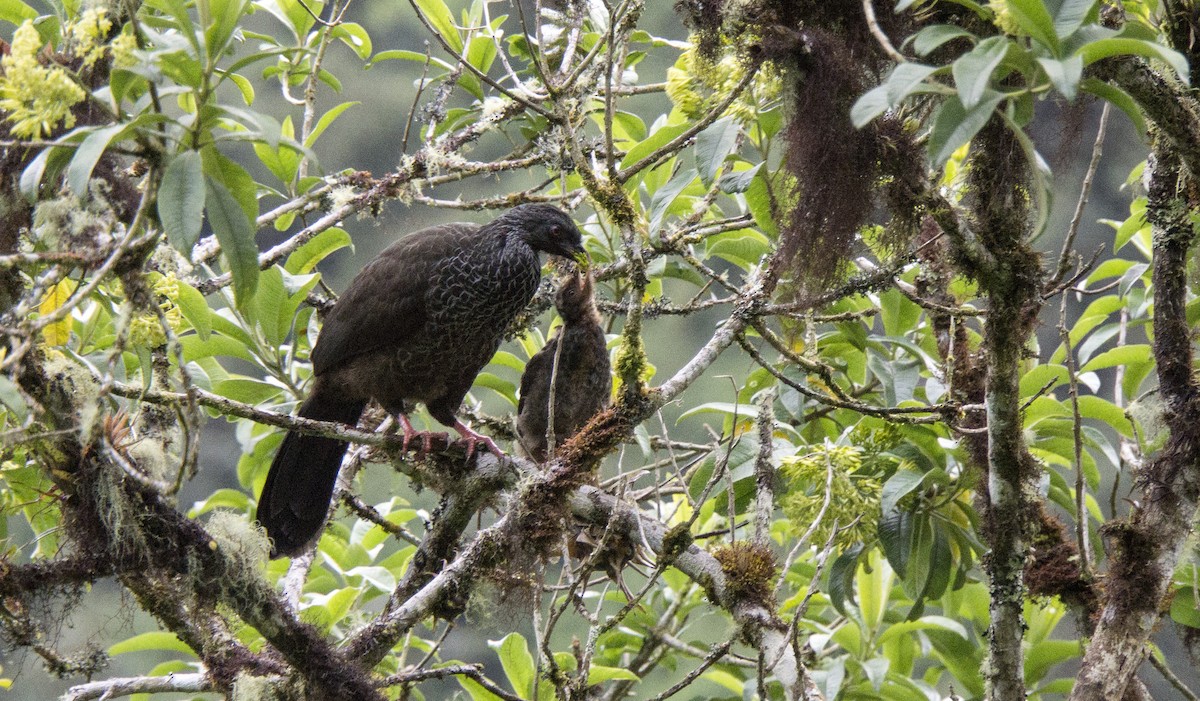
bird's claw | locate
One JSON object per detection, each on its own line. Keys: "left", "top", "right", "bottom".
{"left": 452, "top": 421, "right": 501, "bottom": 460}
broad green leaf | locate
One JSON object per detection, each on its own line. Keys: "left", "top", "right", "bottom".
{"left": 489, "top": 633, "right": 535, "bottom": 698}
{"left": 878, "top": 508, "right": 915, "bottom": 578}
{"left": 619, "top": 122, "right": 689, "bottom": 171}
{"left": 953, "top": 36, "right": 1009, "bottom": 109}
{"left": 881, "top": 469, "right": 927, "bottom": 514}
{"left": 213, "top": 378, "right": 284, "bottom": 404}
{"left": 885, "top": 62, "right": 940, "bottom": 105}
{"left": 0, "top": 0, "right": 37, "bottom": 24}
{"left": 176, "top": 282, "right": 212, "bottom": 341}
{"left": 1020, "top": 363, "right": 1068, "bottom": 397}
{"left": 1037, "top": 55, "right": 1083, "bottom": 100}
{"left": 694, "top": 116, "right": 740, "bottom": 185}
{"left": 332, "top": 22, "right": 372, "bottom": 59}
{"left": 928, "top": 93, "right": 1005, "bottom": 166}
{"left": 911, "top": 25, "right": 973, "bottom": 55}
{"left": 1025, "top": 640, "right": 1081, "bottom": 684}
{"left": 744, "top": 169, "right": 778, "bottom": 236}
{"left": 1076, "top": 395, "right": 1134, "bottom": 436}
{"left": 587, "top": 666, "right": 639, "bottom": 685}
{"left": 108, "top": 632, "right": 194, "bottom": 657}
{"left": 1052, "top": 0, "right": 1098, "bottom": 39}
{"left": 1080, "top": 78, "right": 1147, "bottom": 136}
{"left": 305, "top": 102, "right": 359, "bottom": 148}
{"left": 67, "top": 125, "right": 128, "bottom": 197}
{"left": 414, "top": 0, "right": 462, "bottom": 52}
{"left": 285, "top": 228, "right": 352, "bottom": 274}
{"left": 202, "top": 146, "right": 259, "bottom": 225}
{"left": 1079, "top": 344, "right": 1150, "bottom": 373}
{"left": 851, "top": 85, "right": 890, "bottom": 128}
{"left": 1078, "top": 38, "right": 1190, "bottom": 84}
{"left": 1006, "top": 0, "right": 1060, "bottom": 53}
{"left": 159, "top": 151, "right": 206, "bottom": 253}
{"left": 205, "top": 175, "right": 260, "bottom": 310}
{"left": 0, "top": 375, "right": 29, "bottom": 421}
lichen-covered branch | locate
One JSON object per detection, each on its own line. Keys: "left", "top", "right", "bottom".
{"left": 1070, "top": 145, "right": 1200, "bottom": 701}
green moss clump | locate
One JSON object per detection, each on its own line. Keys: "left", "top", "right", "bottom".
{"left": 712, "top": 541, "right": 776, "bottom": 608}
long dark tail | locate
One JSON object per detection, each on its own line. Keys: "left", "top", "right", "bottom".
{"left": 257, "top": 389, "right": 367, "bottom": 557}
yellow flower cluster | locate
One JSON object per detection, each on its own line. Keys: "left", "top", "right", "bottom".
{"left": 987, "top": 0, "right": 1023, "bottom": 35}
{"left": 0, "top": 22, "right": 86, "bottom": 139}
{"left": 69, "top": 8, "right": 114, "bottom": 69}
{"left": 666, "top": 42, "right": 781, "bottom": 122}
{"left": 781, "top": 444, "right": 882, "bottom": 549}
{"left": 128, "top": 274, "right": 183, "bottom": 349}
{"left": 109, "top": 32, "right": 138, "bottom": 70}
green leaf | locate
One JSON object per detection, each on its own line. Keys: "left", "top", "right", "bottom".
{"left": 176, "top": 282, "right": 212, "bottom": 341}
{"left": 716, "top": 162, "right": 762, "bottom": 195}
{"left": 1037, "top": 55, "right": 1083, "bottom": 100}
{"left": 694, "top": 116, "right": 741, "bottom": 186}
{"left": 205, "top": 175, "right": 260, "bottom": 310}
{"left": 67, "top": 125, "right": 128, "bottom": 197}
{"left": 332, "top": 22, "right": 372, "bottom": 59}
{"left": 928, "top": 92, "right": 1005, "bottom": 166}
{"left": 1006, "top": 0, "right": 1060, "bottom": 53}
{"left": 953, "top": 36, "right": 1009, "bottom": 109}
{"left": 619, "top": 122, "right": 689, "bottom": 171}
{"left": 305, "top": 102, "right": 359, "bottom": 148}
{"left": 1079, "top": 344, "right": 1150, "bottom": 373}
{"left": 851, "top": 85, "right": 890, "bottom": 128}
{"left": 881, "top": 469, "right": 927, "bottom": 514}
{"left": 1020, "top": 363, "right": 1068, "bottom": 397}
{"left": 648, "top": 164, "right": 696, "bottom": 235}
{"left": 414, "top": 0, "right": 462, "bottom": 53}
{"left": 1052, "top": 0, "right": 1097, "bottom": 39}
{"left": 366, "top": 49, "right": 454, "bottom": 71}
{"left": 911, "top": 25, "right": 973, "bottom": 56}
{"left": 827, "top": 543, "right": 864, "bottom": 615}
{"left": 744, "top": 169, "right": 778, "bottom": 237}
{"left": 489, "top": 633, "right": 535, "bottom": 698}
{"left": 213, "top": 378, "right": 284, "bottom": 404}
{"left": 878, "top": 508, "right": 915, "bottom": 578}
{"left": 202, "top": 146, "right": 259, "bottom": 225}
{"left": 0, "top": 375, "right": 29, "bottom": 421}
{"left": 285, "top": 227, "right": 352, "bottom": 274}
{"left": 1078, "top": 38, "right": 1190, "bottom": 84}
{"left": 0, "top": 0, "right": 37, "bottom": 23}
{"left": 1080, "top": 78, "right": 1146, "bottom": 136}
{"left": 253, "top": 266, "right": 288, "bottom": 345}
{"left": 108, "top": 632, "right": 194, "bottom": 657}
{"left": 587, "top": 666, "right": 639, "bottom": 685}
{"left": 1076, "top": 395, "right": 1134, "bottom": 436}
{"left": 159, "top": 151, "right": 206, "bottom": 254}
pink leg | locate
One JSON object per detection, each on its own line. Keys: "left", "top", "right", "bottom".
{"left": 397, "top": 414, "right": 446, "bottom": 453}
{"left": 452, "top": 420, "right": 501, "bottom": 459}
{"left": 398, "top": 414, "right": 419, "bottom": 452}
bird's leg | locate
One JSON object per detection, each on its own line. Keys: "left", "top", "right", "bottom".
{"left": 397, "top": 413, "right": 447, "bottom": 454}
{"left": 398, "top": 414, "right": 420, "bottom": 452}
{"left": 451, "top": 420, "right": 501, "bottom": 459}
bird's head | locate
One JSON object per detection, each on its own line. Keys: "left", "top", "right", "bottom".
{"left": 506, "top": 204, "right": 588, "bottom": 264}
{"left": 555, "top": 268, "right": 599, "bottom": 324}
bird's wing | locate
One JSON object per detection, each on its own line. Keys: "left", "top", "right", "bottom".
{"left": 311, "top": 222, "right": 480, "bottom": 376}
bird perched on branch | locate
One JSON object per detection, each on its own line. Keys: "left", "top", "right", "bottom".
{"left": 258, "top": 204, "right": 587, "bottom": 557}
{"left": 517, "top": 267, "right": 611, "bottom": 462}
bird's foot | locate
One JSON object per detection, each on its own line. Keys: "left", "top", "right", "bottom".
{"left": 398, "top": 415, "right": 449, "bottom": 454}
{"left": 452, "top": 421, "right": 501, "bottom": 459}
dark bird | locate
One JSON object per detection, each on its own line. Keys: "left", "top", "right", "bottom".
{"left": 516, "top": 267, "right": 611, "bottom": 462}
{"left": 258, "top": 204, "right": 586, "bottom": 557}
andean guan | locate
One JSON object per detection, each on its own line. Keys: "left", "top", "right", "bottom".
{"left": 258, "top": 204, "right": 586, "bottom": 557}
{"left": 516, "top": 267, "right": 611, "bottom": 462}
